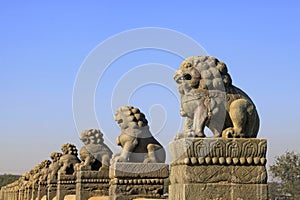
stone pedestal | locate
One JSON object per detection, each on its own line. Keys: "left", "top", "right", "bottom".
{"left": 18, "top": 188, "right": 25, "bottom": 200}
{"left": 109, "top": 163, "right": 169, "bottom": 200}
{"left": 57, "top": 173, "right": 77, "bottom": 200}
{"left": 47, "top": 178, "right": 57, "bottom": 200}
{"left": 31, "top": 183, "right": 38, "bottom": 200}
{"left": 37, "top": 181, "right": 47, "bottom": 200}
{"left": 76, "top": 169, "right": 110, "bottom": 200}
{"left": 169, "top": 138, "right": 268, "bottom": 200}
{"left": 26, "top": 186, "right": 32, "bottom": 200}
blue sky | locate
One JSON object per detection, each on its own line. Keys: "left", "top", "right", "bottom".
{"left": 1, "top": 1, "right": 300, "bottom": 174}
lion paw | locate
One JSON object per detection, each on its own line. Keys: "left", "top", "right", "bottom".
{"left": 112, "top": 156, "right": 127, "bottom": 163}
{"left": 222, "top": 128, "right": 245, "bottom": 138}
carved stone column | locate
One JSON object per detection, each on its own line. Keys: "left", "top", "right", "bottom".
{"left": 31, "top": 183, "right": 38, "bottom": 200}
{"left": 26, "top": 186, "right": 32, "bottom": 200}
{"left": 18, "top": 187, "right": 25, "bottom": 200}
{"left": 56, "top": 172, "right": 77, "bottom": 200}
{"left": 109, "top": 163, "right": 169, "bottom": 200}
{"left": 37, "top": 181, "right": 47, "bottom": 200}
{"left": 76, "top": 169, "right": 110, "bottom": 200}
{"left": 47, "top": 178, "right": 57, "bottom": 200}
{"left": 169, "top": 138, "right": 268, "bottom": 200}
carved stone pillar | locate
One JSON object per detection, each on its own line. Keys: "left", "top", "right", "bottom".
{"left": 169, "top": 138, "right": 268, "bottom": 200}
{"left": 76, "top": 169, "right": 110, "bottom": 200}
{"left": 47, "top": 178, "right": 57, "bottom": 200}
{"left": 56, "top": 172, "right": 77, "bottom": 200}
{"left": 109, "top": 163, "right": 169, "bottom": 200}
{"left": 37, "top": 181, "right": 47, "bottom": 200}
{"left": 18, "top": 188, "right": 25, "bottom": 200}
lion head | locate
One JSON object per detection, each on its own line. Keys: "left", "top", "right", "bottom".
{"left": 50, "top": 152, "right": 62, "bottom": 162}
{"left": 61, "top": 143, "right": 78, "bottom": 156}
{"left": 80, "top": 129, "right": 104, "bottom": 145}
{"left": 174, "top": 56, "right": 232, "bottom": 94}
{"left": 114, "top": 106, "right": 148, "bottom": 132}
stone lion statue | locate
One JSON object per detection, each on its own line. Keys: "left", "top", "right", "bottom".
{"left": 78, "top": 129, "right": 113, "bottom": 171}
{"left": 38, "top": 160, "right": 51, "bottom": 182}
{"left": 58, "top": 143, "right": 81, "bottom": 174}
{"left": 174, "top": 56, "right": 259, "bottom": 138}
{"left": 47, "top": 152, "right": 62, "bottom": 180}
{"left": 111, "top": 106, "right": 166, "bottom": 163}
{"left": 29, "top": 160, "right": 51, "bottom": 184}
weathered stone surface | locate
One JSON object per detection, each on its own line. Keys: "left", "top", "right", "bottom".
{"left": 110, "top": 163, "right": 169, "bottom": 178}
{"left": 169, "top": 183, "right": 268, "bottom": 200}
{"left": 48, "top": 152, "right": 62, "bottom": 180}
{"left": 37, "top": 181, "right": 47, "bottom": 200}
{"left": 109, "top": 163, "right": 169, "bottom": 200}
{"left": 47, "top": 179, "right": 57, "bottom": 200}
{"left": 171, "top": 165, "right": 267, "bottom": 184}
{"left": 76, "top": 169, "right": 110, "bottom": 200}
{"left": 75, "top": 129, "right": 112, "bottom": 200}
{"left": 169, "top": 137, "right": 268, "bottom": 199}
{"left": 58, "top": 143, "right": 81, "bottom": 175}
{"left": 174, "top": 56, "right": 259, "bottom": 138}
{"left": 57, "top": 173, "right": 77, "bottom": 200}
{"left": 111, "top": 106, "right": 166, "bottom": 163}
{"left": 109, "top": 184, "right": 165, "bottom": 200}
{"left": 170, "top": 138, "right": 267, "bottom": 166}
{"left": 78, "top": 129, "right": 113, "bottom": 171}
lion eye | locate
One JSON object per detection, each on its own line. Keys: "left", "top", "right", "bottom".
{"left": 183, "top": 74, "right": 192, "bottom": 80}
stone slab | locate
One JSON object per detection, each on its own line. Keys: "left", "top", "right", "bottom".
{"left": 76, "top": 170, "right": 110, "bottom": 200}
{"left": 171, "top": 165, "right": 267, "bottom": 184}
{"left": 109, "top": 163, "right": 169, "bottom": 200}
{"left": 109, "top": 184, "right": 165, "bottom": 200}
{"left": 57, "top": 174, "right": 77, "bottom": 200}
{"left": 169, "top": 183, "right": 268, "bottom": 200}
{"left": 109, "top": 163, "right": 169, "bottom": 178}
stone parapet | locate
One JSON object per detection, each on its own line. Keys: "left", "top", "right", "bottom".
{"left": 76, "top": 169, "right": 110, "bottom": 200}
{"left": 57, "top": 173, "right": 77, "bottom": 200}
{"left": 109, "top": 163, "right": 169, "bottom": 200}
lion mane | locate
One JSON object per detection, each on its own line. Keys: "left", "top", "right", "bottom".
{"left": 174, "top": 56, "right": 259, "bottom": 138}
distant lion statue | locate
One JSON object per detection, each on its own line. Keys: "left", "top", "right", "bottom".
{"left": 174, "top": 56, "right": 259, "bottom": 138}
{"left": 58, "top": 143, "right": 80, "bottom": 174}
{"left": 111, "top": 106, "right": 166, "bottom": 163}
{"left": 78, "top": 129, "right": 113, "bottom": 171}
{"left": 48, "top": 152, "right": 62, "bottom": 180}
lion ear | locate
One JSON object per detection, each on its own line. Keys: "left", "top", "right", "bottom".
{"left": 131, "top": 108, "right": 140, "bottom": 114}
{"left": 224, "top": 74, "right": 232, "bottom": 86}
{"left": 134, "top": 113, "right": 141, "bottom": 120}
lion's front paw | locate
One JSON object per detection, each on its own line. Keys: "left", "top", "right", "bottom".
{"left": 184, "top": 130, "right": 205, "bottom": 138}
{"left": 79, "top": 164, "right": 91, "bottom": 171}
{"left": 222, "top": 128, "right": 244, "bottom": 138}
{"left": 112, "top": 155, "right": 127, "bottom": 163}
{"left": 144, "top": 157, "right": 156, "bottom": 163}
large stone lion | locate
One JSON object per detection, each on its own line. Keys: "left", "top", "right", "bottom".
{"left": 78, "top": 129, "right": 113, "bottom": 171}
{"left": 174, "top": 56, "right": 259, "bottom": 138}
{"left": 111, "top": 106, "right": 166, "bottom": 163}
